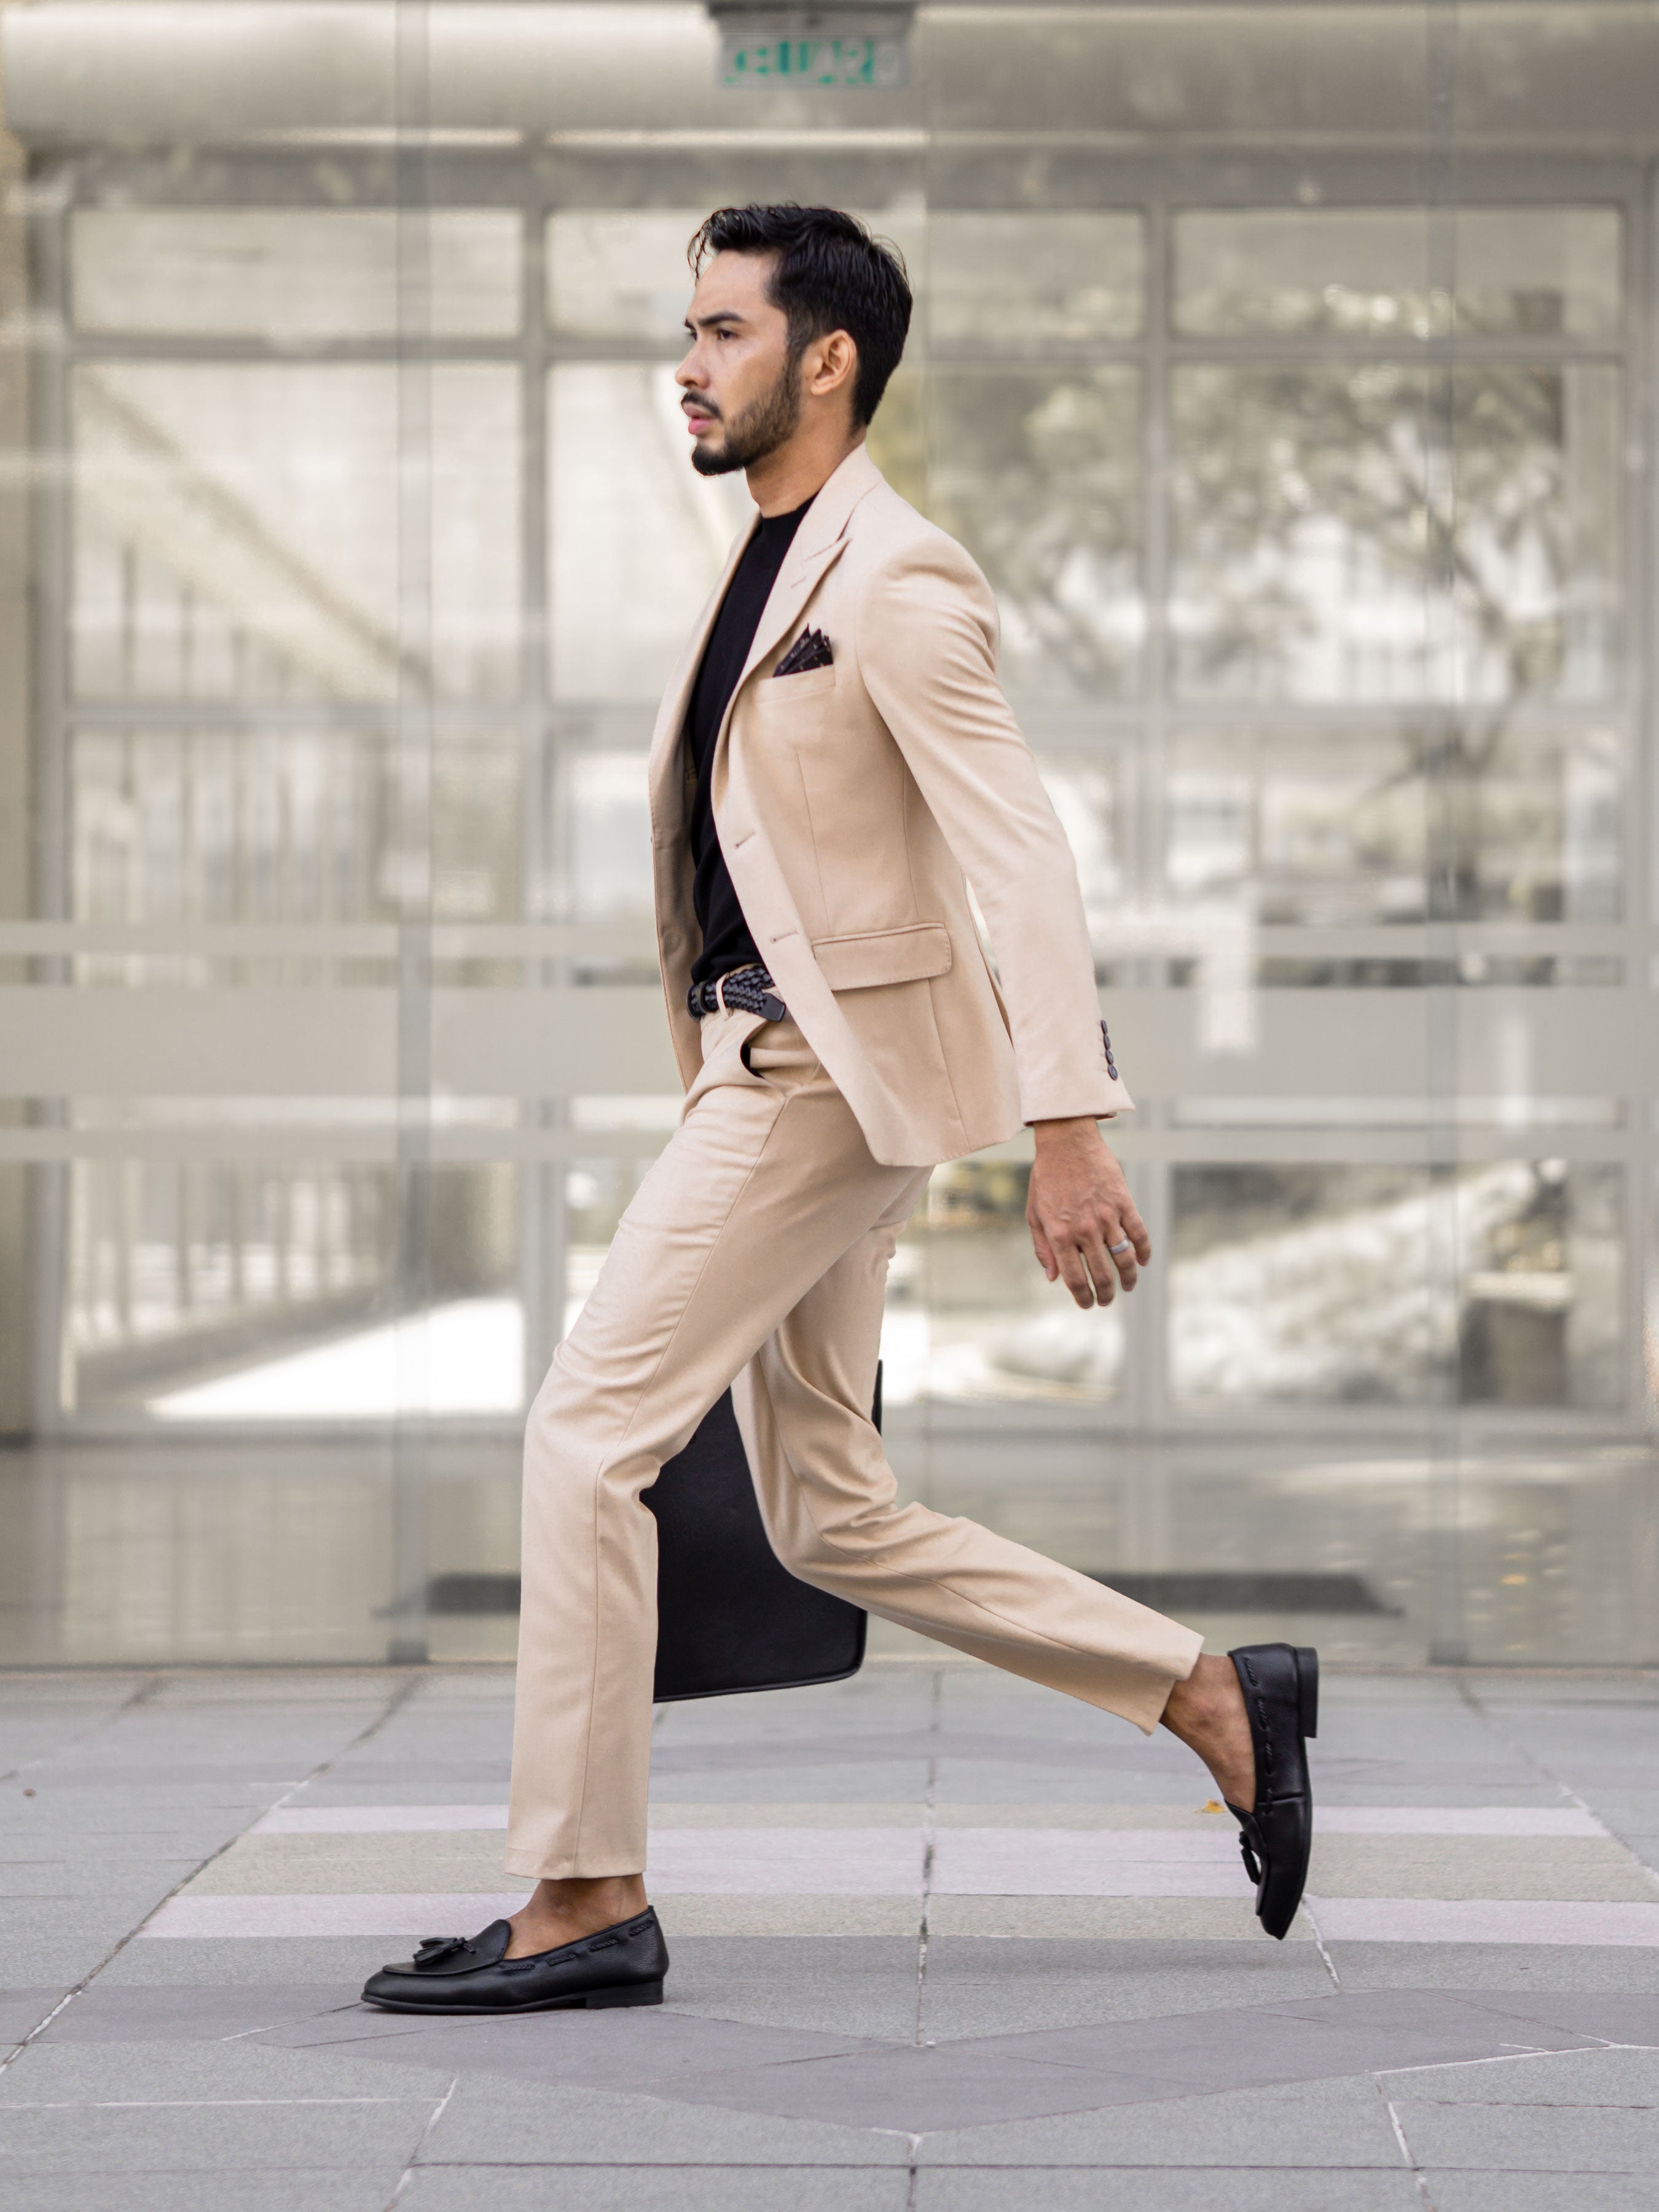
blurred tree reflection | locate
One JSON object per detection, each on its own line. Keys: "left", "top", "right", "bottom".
{"left": 1173, "top": 362, "right": 1619, "bottom": 920}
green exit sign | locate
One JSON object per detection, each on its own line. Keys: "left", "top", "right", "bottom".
{"left": 719, "top": 30, "right": 909, "bottom": 87}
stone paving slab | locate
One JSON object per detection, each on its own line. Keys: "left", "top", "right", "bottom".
{"left": 1, "top": 1660, "right": 1656, "bottom": 2208}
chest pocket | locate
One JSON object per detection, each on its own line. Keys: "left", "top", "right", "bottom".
{"left": 755, "top": 664, "right": 838, "bottom": 709}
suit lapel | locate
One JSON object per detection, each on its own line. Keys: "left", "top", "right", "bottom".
{"left": 647, "top": 512, "right": 758, "bottom": 844}
{"left": 723, "top": 442, "right": 885, "bottom": 728}
{"left": 649, "top": 443, "right": 886, "bottom": 841}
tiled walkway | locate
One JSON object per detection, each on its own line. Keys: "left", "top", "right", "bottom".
{"left": 2, "top": 1662, "right": 1658, "bottom": 2208}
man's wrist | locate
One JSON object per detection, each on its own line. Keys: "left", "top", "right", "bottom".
{"left": 1031, "top": 1115, "right": 1099, "bottom": 1150}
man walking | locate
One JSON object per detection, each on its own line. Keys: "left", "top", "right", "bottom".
{"left": 364, "top": 205, "right": 1316, "bottom": 2017}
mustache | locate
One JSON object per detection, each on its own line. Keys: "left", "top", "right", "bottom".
{"left": 683, "top": 397, "right": 721, "bottom": 423}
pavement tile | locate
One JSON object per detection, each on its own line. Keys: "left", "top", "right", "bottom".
{"left": 1384, "top": 2045, "right": 1659, "bottom": 2104}
{"left": 1391, "top": 2096, "right": 1659, "bottom": 2170}
{"left": 2, "top": 1661, "right": 1657, "bottom": 2203}
{"left": 0, "top": 1990, "right": 66, "bottom": 2045}
{"left": 0, "top": 2032, "right": 457, "bottom": 2104}
{"left": 402, "top": 2165, "right": 911, "bottom": 2210}
{"left": 420, "top": 2074, "right": 912, "bottom": 2165}
{"left": 0, "top": 2175, "right": 395, "bottom": 2212}
{"left": 95, "top": 1937, "right": 402, "bottom": 1987}
{"left": 912, "top": 2070, "right": 1409, "bottom": 2164}
{"left": 1325, "top": 1943, "right": 1659, "bottom": 1993}
{"left": 919, "top": 1937, "right": 1335, "bottom": 2037}
{"left": 0, "top": 2096, "right": 435, "bottom": 2175}
{"left": 924, "top": 1896, "right": 1299, "bottom": 1939}
{"left": 1419, "top": 2178, "right": 1659, "bottom": 2212}
{"left": 33, "top": 1981, "right": 370, "bottom": 2043}
{"left": 913, "top": 2170, "right": 1425, "bottom": 2211}
{"left": 659, "top": 1937, "right": 920, "bottom": 2037}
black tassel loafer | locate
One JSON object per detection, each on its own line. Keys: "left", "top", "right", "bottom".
{"left": 1226, "top": 1643, "right": 1319, "bottom": 1941}
{"left": 360, "top": 1907, "right": 669, "bottom": 2014}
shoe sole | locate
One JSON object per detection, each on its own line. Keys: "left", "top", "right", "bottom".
{"left": 1295, "top": 1645, "right": 1320, "bottom": 1739}
{"left": 362, "top": 1979, "right": 664, "bottom": 2016}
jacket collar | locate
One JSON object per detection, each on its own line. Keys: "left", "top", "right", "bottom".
{"left": 732, "top": 442, "right": 884, "bottom": 697}
{"left": 646, "top": 444, "right": 886, "bottom": 840}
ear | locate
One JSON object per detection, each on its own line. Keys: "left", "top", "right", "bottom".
{"left": 803, "top": 327, "right": 859, "bottom": 409}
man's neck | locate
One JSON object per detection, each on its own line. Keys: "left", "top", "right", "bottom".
{"left": 745, "top": 429, "right": 865, "bottom": 519}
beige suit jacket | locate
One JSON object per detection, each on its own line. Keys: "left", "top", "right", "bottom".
{"left": 647, "top": 442, "right": 1134, "bottom": 1169}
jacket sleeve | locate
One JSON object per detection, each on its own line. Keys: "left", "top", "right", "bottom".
{"left": 853, "top": 530, "right": 1133, "bottom": 1126}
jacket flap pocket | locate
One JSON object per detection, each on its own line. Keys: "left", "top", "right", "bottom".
{"left": 812, "top": 922, "right": 954, "bottom": 991}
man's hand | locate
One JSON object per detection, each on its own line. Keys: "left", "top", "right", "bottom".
{"left": 1026, "top": 1118, "right": 1150, "bottom": 1309}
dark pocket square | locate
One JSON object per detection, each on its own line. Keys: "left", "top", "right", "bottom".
{"left": 774, "top": 627, "right": 833, "bottom": 677}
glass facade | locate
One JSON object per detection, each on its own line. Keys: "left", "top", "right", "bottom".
{"left": 0, "top": 1, "right": 1654, "bottom": 1667}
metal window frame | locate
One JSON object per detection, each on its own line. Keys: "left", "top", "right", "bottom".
{"left": 23, "top": 139, "right": 1656, "bottom": 1461}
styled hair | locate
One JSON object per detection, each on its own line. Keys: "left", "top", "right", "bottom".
{"left": 689, "top": 203, "right": 912, "bottom": 426}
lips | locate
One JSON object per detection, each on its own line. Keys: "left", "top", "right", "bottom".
{"left": 684, "top": 406, "right": 716, "bottom": 435}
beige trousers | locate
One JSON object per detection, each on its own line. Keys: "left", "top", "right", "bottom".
{"left": 506, "top": 1007, "right": 1204, "bottom": 1880}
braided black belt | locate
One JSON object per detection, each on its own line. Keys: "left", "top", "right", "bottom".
{"left": 686, "top": 963, "right": 790, "bottom": 1023}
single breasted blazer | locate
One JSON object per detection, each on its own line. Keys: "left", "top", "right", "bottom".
{"left": 647, "top": 442, "right": 1133, "bottom": 1169}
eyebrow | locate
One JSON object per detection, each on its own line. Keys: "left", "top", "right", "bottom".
{"left": 684, "top": 308, "right": 755, "bottom": 334}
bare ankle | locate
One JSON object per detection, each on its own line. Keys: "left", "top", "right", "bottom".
{"left": 507, "top": 1873, "right": 647, "bottom": 1956}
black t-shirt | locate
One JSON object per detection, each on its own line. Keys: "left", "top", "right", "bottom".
{"left": 685, "top": 498, "right": 814, "bottom": 987}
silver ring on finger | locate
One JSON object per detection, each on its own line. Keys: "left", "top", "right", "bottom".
{"left": 1108, "top": 1238, "right": 1133, "bottom": 1256}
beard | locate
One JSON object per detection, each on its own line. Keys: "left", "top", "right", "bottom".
{"left": 689, "top": 356, "right": 802, "bottom": 476}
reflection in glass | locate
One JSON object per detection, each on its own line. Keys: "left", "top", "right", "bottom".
{"left": 549, "top": 364, "right": 750, "bottom": 705}
{"left": 928, "top": 211, "right": 1143, "bottom": 343}
{"left": 1175, "top": 206, "right": 1621, "bottom": 339}
{"left": 71, "top": 730, "right": 520, "bottom": 954}
{"left": 929, "top": 367, "right": 1141, "bottom": 700}
{"left": 68, "top": 1159, "right": 520, "bottom": 1419}
{"left": 73, "top": 363, "right": 521, "bottom": 704}
{"left": 71, "top": 208, "right": 523, "bottom": 340}
{"left": 1169, "top": 725, "right": 1621, "bottom": 926}
{"left": 547, "top": 205, "right": 925, "bottom": 340}
{"left": 1170, "top": 1162, "right": 1621, "bottom": 1408}
{"left": 548, "top": 209, "right": 708, "bottom": 339}
{"left": 892, "top": 1159, "right": 1122, "bottom": 1406}
{"left": 569, "top": 751, "right": 653, "bottom": 925}
{"left": 1172, "top": 363, "right": 1620, "bottom": 704}
{"left": 1035, "top": 753, "right": 1124, "bottom": 951}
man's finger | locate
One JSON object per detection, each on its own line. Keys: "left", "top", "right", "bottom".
{"left": 1029, "top": 1219, "right": 1059, "bottom": 1284}
{"left": 1115, "top": 1201, "right": 1153, "bottom": 1265}
{"left": 1102, "top": 1217, "right": 1139, "bottom": 1292}
{"left": 1077, "top": 1225, "right": 1117, "bottom": 1306}
{"left": 1054, "top": 1235, "right": 1096, "bottom": 1309}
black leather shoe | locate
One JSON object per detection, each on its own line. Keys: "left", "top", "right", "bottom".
{"left": 1226, "top": 1643, "right": 1318, "bottom": 1941}
{"left": 360, "top": 1907, "right": 669, "bottom": 2014}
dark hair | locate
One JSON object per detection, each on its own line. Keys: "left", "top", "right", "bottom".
{"left": 689, "top": 203, "right": 912, "bottom": 427}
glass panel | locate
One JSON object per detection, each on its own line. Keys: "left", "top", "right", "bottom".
{"left": 1170, "top": 1162, "right": 1622, "bottom": 1408}
{"left": 548, "top": 208, "right": 708, "bottom": 340}
{"left": 928, "top": 367, "right": 1142, "bottom": 702}
{"left": 569, "top": 751, "right": 653, "bottom": 924}
{"left": 70, "top": 728, "right": 519, "bottom": 951}
{"left": 549, "top": 206, "right": 926, "bottom": 340}
{"left": 1035, "top": 751, "right": 1126, "bottom": 951}
{"left": 928, "top": 211, "right": 1143, "bottom": 343}
{"left": 72, "top": 363, "right": 521, "bottom": 704}
{"left": 71, "top": 208, "right": 523, "bottom": 340}
{"left": 68, "top": 1159, "right": 521, "bottom": 1421}
{"left": 1171, "top": 363, "right": 1620, "bottom": 703}
{"left": 1169, "top": 725, "right": 1622, "bottom": 925}
{"left": 890, "top": 1158, "right": 1124, "bottom": 1406}
{"left": 548, "top": 363, "right": 751, "bottom": 705}
{"left": 1175, "top": 206, "right": 1621, "bottom": 339}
